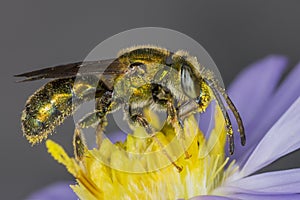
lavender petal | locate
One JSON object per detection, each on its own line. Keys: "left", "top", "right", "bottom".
{"left": 225, "top": 168, "right": 300, "bottom": 194}
{"left": 240, "top": 97, "right": 300, "bottom": 176}
{"left": 230, "top": 193, "right": 300, "bottom": 200}
{"left": 187, "top": 195, "right": 232, "bottom": 200}
{"left": 238, "top": 61, "right": 300, "bottom": 165}
{"left": 228, "top": 55, "right": 288, "bottom": 127}
{"left": 227, "top": 55, "right": 288, "bottom": 160}
{"left": 25, "top": 182, "right": 77, "bottom": 200}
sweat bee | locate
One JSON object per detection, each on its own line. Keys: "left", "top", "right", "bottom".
{"left": 16, "top": 45, "right": 245, "bottom": 160}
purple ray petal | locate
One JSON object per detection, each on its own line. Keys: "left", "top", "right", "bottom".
{"left": 186, "top": 195, "right": 232, "bottom": 200}
{"left": 235, "top": 63, "right": 300, "bottom": 165}
{"left": 230, "top": 193, "right": 300, "bottom": 200}
{"left": 25, "top": 182, "right": 77, "bottom": 200}
{"left": 226, "top": 168, "right": 300, "bottom": 194}
{"left": 228, "top": 55, "right": 288, "bottom": 127}
{"left": 237, "top": 61, "right": 300, "bottom": 165}
{"left": 199, "top": 101, "right": 216, "bottom": 138}
{"left": 252, "top": 61, "right": 300, "bottom": 136}
{"left": 227, "top": 55, "right": 288, "bottom": 160}
{"left": 240, "top": 97, "right": 300, "bottom": 176}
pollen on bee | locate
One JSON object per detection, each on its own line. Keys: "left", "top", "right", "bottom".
{"left": 37, "top": 103, "right": 53, "bottom": 122}
{"left": 21, "top": 78, "right": 75, "bottom": 144}
{"left": 18, "top": 45, "right": 245, "bottom": 158}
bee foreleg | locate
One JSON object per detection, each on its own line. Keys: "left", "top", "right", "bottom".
{"left": 151, "top": 83, "right": 191, "bottom": 159}
{"left": 151, "top": 83, "right": 182, "bottom": 129}
{"left": 128, "top": 104, "right": 183, "bottom": 172}
{"left": 128, "top": 106, "right": 154, "bottom": 135}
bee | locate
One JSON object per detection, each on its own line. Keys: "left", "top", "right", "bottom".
{"left": 16, "top": 45, "right": 245, "bottom": 159}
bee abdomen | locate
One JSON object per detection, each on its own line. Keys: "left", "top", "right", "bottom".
{"left": 22, "top": 78, "right": 75, "bottom": 144}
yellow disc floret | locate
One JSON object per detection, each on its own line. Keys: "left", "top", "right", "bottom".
{"left": 46, "top": 105, "right": 237, "bottom": 200}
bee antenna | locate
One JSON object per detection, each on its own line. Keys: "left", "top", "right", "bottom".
{"left": 204, "top": 78, "right": 235, "bottom": 155}
{"left": 218, "top": 86, "right": 246, "bottom": 146}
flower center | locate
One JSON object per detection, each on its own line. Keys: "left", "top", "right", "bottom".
{"left": 46, "top": 105, "right": 234, "bottom": 199}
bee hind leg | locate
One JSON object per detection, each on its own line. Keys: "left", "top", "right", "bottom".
{"left": 73, "top": 128, "right": 87, "bottom": 161}
{"left": 77, "top": 90, "right": 113, "bottom": 147}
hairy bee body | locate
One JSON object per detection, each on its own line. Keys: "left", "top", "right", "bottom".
{"left": 17, "top": 45, "right": 245, "bottom": 155}
{"left": 21, "top": 78, "right": 74, "bottom": 144}
{"left": 21, "top": 75, "right": 106, "bottom": 144}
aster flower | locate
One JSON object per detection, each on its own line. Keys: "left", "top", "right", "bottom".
{"left": 26, "top": 55, "right": 300, "bottom": 200}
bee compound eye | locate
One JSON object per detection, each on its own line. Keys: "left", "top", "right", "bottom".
{"left": 181, "top": 65, "right": 198, "bottom": 99}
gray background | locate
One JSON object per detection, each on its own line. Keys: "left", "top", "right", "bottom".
{"left": 1, "top": 1, "right": 300, "bottom": 199}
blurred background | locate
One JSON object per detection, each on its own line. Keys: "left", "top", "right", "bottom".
{"left": 1, "top": 1, "right": 300, "bottom": 199}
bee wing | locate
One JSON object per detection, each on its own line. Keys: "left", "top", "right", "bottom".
{"left": 15, "top": 58, "right": 124, "bottom": 82}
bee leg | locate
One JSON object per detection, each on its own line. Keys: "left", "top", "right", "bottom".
{"left": 73, "top": 128, "right": 87, "bottom": 161}
{"left": 151, "top": 84, "right": 181, "bottom": 129}
{"left": 151, "top": 83, "right": 191, "bottom": 159}
{"left": 128, "top": 105, "right": 183, "bottom": 172}
{"left": 77, "top": 111, "right": 104, "bottom": 129}
{"left": 77, "top": 91, "right": 114, "bottom": 147}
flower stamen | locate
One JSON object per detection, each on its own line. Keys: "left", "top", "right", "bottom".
{"left": 46, "top": 105, "right": 232, "bottom": 199}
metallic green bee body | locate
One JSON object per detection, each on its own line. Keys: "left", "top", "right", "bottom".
{"left": 21, "top": 76, "right": 107, "bottom": 144}
{"left": 16, "top": 45, "right": 245, "bottom": 156}
{"left": 21, "top": 78, "right": 74, "bottom": 144}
